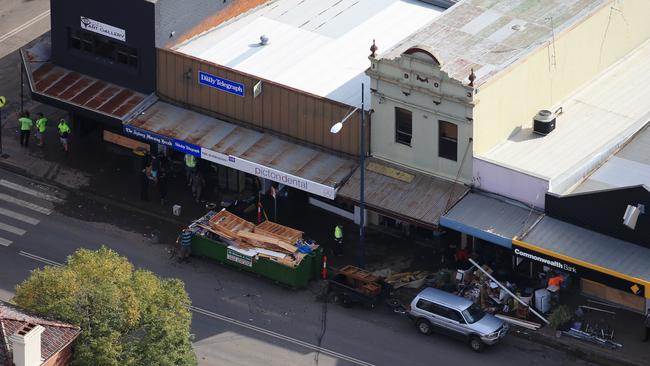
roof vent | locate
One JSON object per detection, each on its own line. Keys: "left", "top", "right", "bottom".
{"left": 533, "top": 109, "right": 556, "bottom": 136}
{"left": 259, "top": 35, "right": 269, "bottom": 46}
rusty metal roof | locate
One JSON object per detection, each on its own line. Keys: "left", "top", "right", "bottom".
{"left": 21, "top": 38, "right": 153, "bottom": 121}
{"left": 130, "top": 102, "right": 357, "bottom": 189}
{"left": 337, "top": 157, "right": 469, "bottom": 228}
{"left": 381, "top": 0, "right": 608, "bottom": 87}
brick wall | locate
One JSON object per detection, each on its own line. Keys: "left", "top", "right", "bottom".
{"left": 41, "top": 345, "right": 73, "bottom": 366}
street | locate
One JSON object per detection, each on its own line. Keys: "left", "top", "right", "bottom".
{"left": 0, "top": 168, "right": 593, "bottom": 366}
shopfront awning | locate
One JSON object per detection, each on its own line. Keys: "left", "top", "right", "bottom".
{"left": 337, "top": 157, "right": 469, "bottom": 228}
{"left": 125, "top": 102, "right": 357, "bottom": 200}
{"left": 21, "top": 38, "right": 155, "bottom": 123}
{"left": 440, "top": 192, "right": 542, "bottom": 248}
{"left": 515, "top": 217, "right": 650, "bottom": 299}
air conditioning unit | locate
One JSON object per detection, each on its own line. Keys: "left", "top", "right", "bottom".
{"left": 533, "top": 110, "right": 556, "bottom": 136}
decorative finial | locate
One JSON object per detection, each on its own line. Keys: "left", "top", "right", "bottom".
{"left": 370, "top": 40, "right": 378, "bottom": 58}
{"left": 468, "top": 68, "right": 476, "bottom": 87}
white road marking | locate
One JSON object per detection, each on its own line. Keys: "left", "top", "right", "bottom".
{"left": 18, "top": 251, "right": 63, "bottom": 267}
{"left": 0, "top": 180, "right": 64, "bottom": 203}
{"left": 0, "top": 207, "right": 39, "bottom": 225}
{"left": 189, "top": 306, "right": 375, "bottom": 366}
{"left": 0, "top": 10, "right": 51, "bottom": 43}
{"left": 10, "top": 251, "right": 373, "bottom": 366}
{"left": 0, "top": 222, "right": 26, "bottom": 236}
{"left": 0, "top": 193, "right": 52, "bottom": 215}
{"left": 0, "top": 237, "right": 12, "bottom": 247}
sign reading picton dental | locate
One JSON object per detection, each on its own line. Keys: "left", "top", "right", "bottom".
{"left": 80, "top": 17, "right": 126, "bottom": 42}
{"left": 200, "top": 147, "right": 337, "bottom": 199}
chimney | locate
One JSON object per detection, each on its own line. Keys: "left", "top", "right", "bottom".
{"left": 9, "top": 323, "right": 44, "bottom": 366}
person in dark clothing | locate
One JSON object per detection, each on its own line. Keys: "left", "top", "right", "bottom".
{"left": 157, "top": 156, "right": 168, "bottom": 205}
{"left": 140, "top": 161, "right": 151, "bottom": 201}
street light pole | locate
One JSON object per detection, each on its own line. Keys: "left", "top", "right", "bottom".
{"left": 329, "top": 83, "right": 366, "bottom": 268}
{"left": 358, "top": 83, "right": 365, "bottom": 268}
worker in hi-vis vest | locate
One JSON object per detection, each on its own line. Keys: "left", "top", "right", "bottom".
{"left": 57, "top": 119, "right": 71, "bottom": 153}
{"left": 184, "top": 153, "right": 197, "bottom": 184}
{"left": 18, "top": 111, "right": 33, "bottom": 147}
{"left": 334, "top": 224, "right": 344, "bottom": 256}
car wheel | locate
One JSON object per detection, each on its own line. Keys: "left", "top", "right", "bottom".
{"left": 469, "top": 336, "right": 485, "bottom": 352}
{"left": 416, "top": 319, "right": 432, "bottom": 335}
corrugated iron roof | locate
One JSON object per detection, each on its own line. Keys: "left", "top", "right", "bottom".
{"left": 0, "top": 301, "right": 81, "bottom": 366}
{"left": 381, "top": 0, "right": 608, "bottom": 86}
{"left": 441, "top": 192, "right": 542, "bottom": 247}
{"left": 22, "top": 37, "right": 152, "bottom": 121}
{"left": 129, "top": 102, "right": 357, "bottom": 188}
{"left": 173, "top": 0, "right": 444, "bottom": 109}
{"left": 337, "top": 157, "right": 468, "bottom": 228}
{"left": 521, "top": 217, "right": 650, "bottom": 282}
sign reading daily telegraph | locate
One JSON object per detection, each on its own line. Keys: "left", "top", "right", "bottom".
{"left": 198, "top": 71, "right": 245, "bottom": 97}
{"left": 80, "top": 17, "right": 126, "bottom": 42}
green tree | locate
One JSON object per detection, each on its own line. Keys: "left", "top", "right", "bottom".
{"left": 13, "top": 247, "right": 197, "bottom": 366}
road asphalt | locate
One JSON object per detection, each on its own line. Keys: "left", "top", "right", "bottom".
{"left": 0, "top": 168, "right": 595, "bottom": 366}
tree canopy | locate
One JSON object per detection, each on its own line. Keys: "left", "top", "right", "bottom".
{"left": 13, "top": 247, "right": 197, "bottom": 366}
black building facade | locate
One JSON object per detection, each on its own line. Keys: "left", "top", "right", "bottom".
{"left": 50, "top": 0, "right": 235, "bottom": 94}
{"left": 546, "top": 185, "right": 650, "bottom": 248}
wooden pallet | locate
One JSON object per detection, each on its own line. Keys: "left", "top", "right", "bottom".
{"left": 338, "top": 265, "right": 379, "bottom": 284}
{"left": 255, "top": 220, "right": 303, "bottom": 244}
{"left": 208, "top": 210, "right": 254, "bottom": 240}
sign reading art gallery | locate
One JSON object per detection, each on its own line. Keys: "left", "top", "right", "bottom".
{"left": 80, "top": 16, "right": 126, "bottom": 42}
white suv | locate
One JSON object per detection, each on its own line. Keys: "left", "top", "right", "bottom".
{"left": 407, "top": 288, "right": 508, "bottom": 351}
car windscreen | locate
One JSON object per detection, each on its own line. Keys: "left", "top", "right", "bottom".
{"left": 461, "top": 303, "right": 485, "bottom": 324}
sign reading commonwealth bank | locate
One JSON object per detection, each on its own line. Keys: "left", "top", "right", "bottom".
{"left": 198, "top": 71, "right": 245, "bottom": 97}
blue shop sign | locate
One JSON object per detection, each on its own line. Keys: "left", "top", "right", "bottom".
{"left": 123, "top": 125, "right": 201, "bottom": 157}
{"left": 123, "top": 125, "right": 173, "bottom": 147}
{"left": 173, "top": 139, "right": 201, "bottom": 157}
{"left": 198, "top": 71, "right": 245, "bottom": 97}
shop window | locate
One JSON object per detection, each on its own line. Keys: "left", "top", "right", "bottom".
{"left": 439, "top": 121, "right": 457, "bottom": 161}
{"left": 395, "top": 107, "right": 412, "bottom": 146}
{"left": 67, "top": 28, "right": 138, "bottom": 69}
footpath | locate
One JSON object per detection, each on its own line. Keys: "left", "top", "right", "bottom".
{"left": 0, "top": 100, "right": 648, "bottom": 366}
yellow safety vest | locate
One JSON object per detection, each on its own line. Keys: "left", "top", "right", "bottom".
{"left": 334, "top": 226, "right": 343, "bottom": 239}
{"left": 185, "top": 154, "right": 197, "bottom": 168}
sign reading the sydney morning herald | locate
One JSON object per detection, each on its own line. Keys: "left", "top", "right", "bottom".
{"left": 123, "top": 125, "right": 200, "bottom": 157}
{"left": 80, "top": 17, "right": 126, "bottom": 42}
{"left": 198, "top": 71, "right": 245, "bottom": 97}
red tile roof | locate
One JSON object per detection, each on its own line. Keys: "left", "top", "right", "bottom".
{"left": 0, "top": 301, "right": 81, "bottom": 366}
{"left": 21, "top": 36, "right": 152, "bottom": 122}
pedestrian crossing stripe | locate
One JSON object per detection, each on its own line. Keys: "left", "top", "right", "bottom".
{"left": 0, "top": 193, "right": 52, "bottom": 215}
{"left": 0, "top": 207, "right": 39, "bottom": 225}
{"left": 0, "top": 222, "right": 26, "bottom": 236}
{"left": 0, "top": 237, "right": 11, "bottom": 246}
{"left": 0, "top": 180, "right": 64, "bottom": 203}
